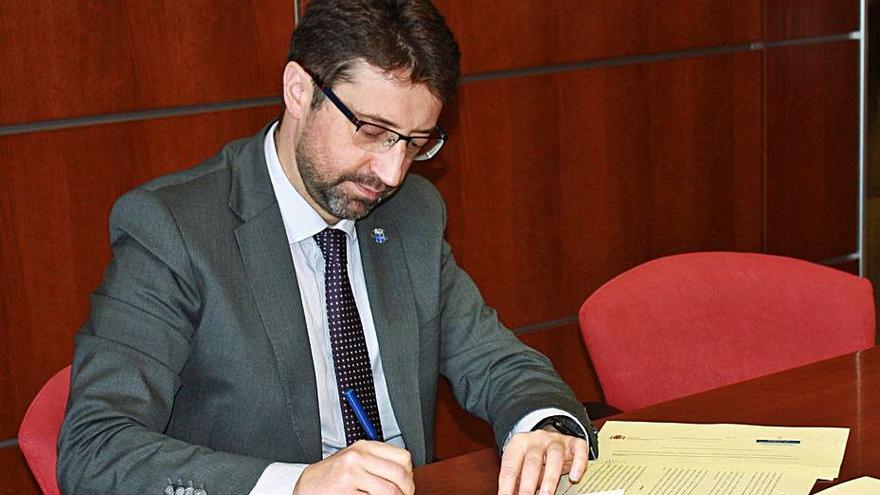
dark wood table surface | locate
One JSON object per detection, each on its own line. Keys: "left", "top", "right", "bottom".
{"left": 414, "top": 346, "right": 880, "bottom": 494}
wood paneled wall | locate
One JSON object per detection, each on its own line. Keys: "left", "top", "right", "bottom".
{"left": 0, "top": 0, "right": 863, "bottom": 490}
{"left": 429, "top": 0, "right": 862, "bottom": 458}
{"left": 0, "top": 2, "right": 294, "bottom": 491}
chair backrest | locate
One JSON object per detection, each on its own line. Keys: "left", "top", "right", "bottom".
{"left": 18, "top": 365, "right": 71, "bottom": 495}
{"left": 579, "top": 252, "right": 876, "bottom": 411}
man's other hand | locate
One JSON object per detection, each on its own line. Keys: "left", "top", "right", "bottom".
{"left": 497, "top": 428, "right": 589, "bottom": 495}
{"left": 294, "top": 441, "right": 414, "bottom": 495}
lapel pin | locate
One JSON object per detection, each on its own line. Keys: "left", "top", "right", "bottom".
{"left": 372, "top": 228, "right": 387, "bottom": 244}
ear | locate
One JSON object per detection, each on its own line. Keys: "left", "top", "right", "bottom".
{"left": 282, "top": 61, "right": 314, "bottom": 121}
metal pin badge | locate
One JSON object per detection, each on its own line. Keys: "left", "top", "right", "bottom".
{"left": 372, "top": 228, "right": 387, "bottom": 244}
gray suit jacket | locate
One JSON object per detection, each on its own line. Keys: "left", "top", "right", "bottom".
{"left": 58, "top": 125, "right": 593, "bottom": 495}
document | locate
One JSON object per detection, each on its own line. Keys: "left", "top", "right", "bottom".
{"left": 814, "top": 477, "right": 880, "bottom": 495}
{"left": 556, "top": 421, "right": 850, "bottom": 495}
{"left": 598, "top": 421, "right": 849, "bottom": 480}
{"left": 557, "top": 461, "right": 816, "bottom": 495}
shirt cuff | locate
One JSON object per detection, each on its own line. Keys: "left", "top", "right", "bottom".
{"left": 248, "top": 462, "right": 308, "bottom": 495}
{"left": 502, "top": 408, "right": 589, "bottom": 450}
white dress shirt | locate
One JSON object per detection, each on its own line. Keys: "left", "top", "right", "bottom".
{"left": 249, "top": 123, "right": 585, "bottom": 494}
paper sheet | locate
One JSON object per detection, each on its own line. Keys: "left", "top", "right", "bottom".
{"left": 557, "top": 462, "right": 817, "bottom": 495}
{"left": 814, "top": 477, "right": 880, "bottom": 495}
{"left": 598, "top": 421, "right": 849, "bottom": 480}
{"left": 556, "top": 421, "right": 851, "bottom": 495}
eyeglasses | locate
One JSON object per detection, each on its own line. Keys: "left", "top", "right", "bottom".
{"left": 308, "top": 72, "right": 447, "bottom": 161}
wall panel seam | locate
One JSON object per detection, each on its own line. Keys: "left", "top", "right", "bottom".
{"left": 0, "top": 97, "right": 281, "bottom": 137}
{"left": 858, "top": 0, "right": 868, "bottom": 276}
{"left": 513, "top": 316, "right": 579, "bottom": 335}
{"left": 462, "top": 33, "right": 858, "bottom": 85}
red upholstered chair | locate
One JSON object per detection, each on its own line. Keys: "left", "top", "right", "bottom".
{"left": 18, "top": 365, "right": 71, "bottom": 495}
{"left": 579, "top": 252, "right": 876, "bottom": 412}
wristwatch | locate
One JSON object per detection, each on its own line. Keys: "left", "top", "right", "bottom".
{"left": 532, "top": 415, "right": 599, "bottom": 460}
{"left": 532, "top": 415, "right": 586, "bottom": 439}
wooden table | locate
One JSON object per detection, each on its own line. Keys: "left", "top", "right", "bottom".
{"left": 414, "top": 346, "right": 880, "bottom": 494}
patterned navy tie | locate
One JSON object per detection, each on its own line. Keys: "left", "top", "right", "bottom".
{"left": 314, "top": 228, "right": 384, "bottom": 444}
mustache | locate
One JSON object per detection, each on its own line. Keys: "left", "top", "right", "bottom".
{"left": 338, "top": 173, "right": 396, "bottom": 197}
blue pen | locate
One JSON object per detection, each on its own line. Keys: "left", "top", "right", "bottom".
{"left": 342, "top": 388, "right": 379, "bottom": 441}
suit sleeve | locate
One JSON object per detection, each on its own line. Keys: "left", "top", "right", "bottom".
{"left": 427, "top": 192, "right": 595, "bottom": 450}
{"left": 57, "top": 188, "right": 271, "bottom": 495}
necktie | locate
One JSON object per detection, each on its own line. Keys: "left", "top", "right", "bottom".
{"left": 314, "top": 228, "right": 384, "bottom": 444}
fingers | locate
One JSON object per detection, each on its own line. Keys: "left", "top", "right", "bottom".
{"left": 497, "top": 439, "right": 525, "bottom": 495}
{"left": 537, "top": 441, "right": 566, "bottom": 495}
{"left": 353, "top": 442, "right": 414, "bottom": 495}
{"left": 295, "top": 441, "right": 414, "bottom": 495}
{"left": 567, "top": 438, "right": 590, "bottom": 482}
{"left": 356, "top": 466, "right": 410, "bottom": 495}
{"left": 498, "top": 430, "right": 590, "bottom": 495}
{"left": 516, "top": 445, "right": 546, "bottom": 495}
{"left": 498, "top": 431, "right": 556, "bottom": 495}
{"left": 355, "top": 440, "right": 414, "bottom": 470}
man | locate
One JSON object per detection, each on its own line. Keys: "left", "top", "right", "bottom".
{"left": 58, "top": 1, "right": 597, "bottom": 494}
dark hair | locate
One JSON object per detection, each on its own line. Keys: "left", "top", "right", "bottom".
{"left": 287, "top": 0, "right": 461, "bottom": 106}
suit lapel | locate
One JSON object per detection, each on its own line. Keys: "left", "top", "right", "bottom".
{"left": 230, "top": 126, "right": 322, "bottom": 462}
{"left": 357, "top": 215, "right": 425, "bottom": 465}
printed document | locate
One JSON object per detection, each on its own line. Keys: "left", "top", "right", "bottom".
{"left": 557, "top": 461, "right": 816, "bottom": 495}
{"left": 557, "top": 421, "right": 850, "bottom": 495}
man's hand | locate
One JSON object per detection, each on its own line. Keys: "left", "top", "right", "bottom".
{"left": 294, "top": 441, "right": 414, "bottom": 495}
{"left": 497, "top": 428, "right": 589, "bottom": 495}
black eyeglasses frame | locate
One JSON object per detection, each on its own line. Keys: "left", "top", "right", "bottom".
{"left": 306, "top": 71, "right": 447, "bottom": 161}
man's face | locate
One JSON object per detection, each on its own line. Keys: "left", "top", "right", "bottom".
{"left": 294, "top": 62, "right": 443, "bottom": 222}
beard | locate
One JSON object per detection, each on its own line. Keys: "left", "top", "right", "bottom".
{"left": 294, "top": 131, "right": 397, "bottom": 221}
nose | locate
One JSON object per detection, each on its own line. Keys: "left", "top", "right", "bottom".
{"left": 370, "top": 142, "right": 409, "bottom": 188}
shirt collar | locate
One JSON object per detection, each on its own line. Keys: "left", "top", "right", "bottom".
{"left": 264, "top": 121, "right": 356, "bottom": 244}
